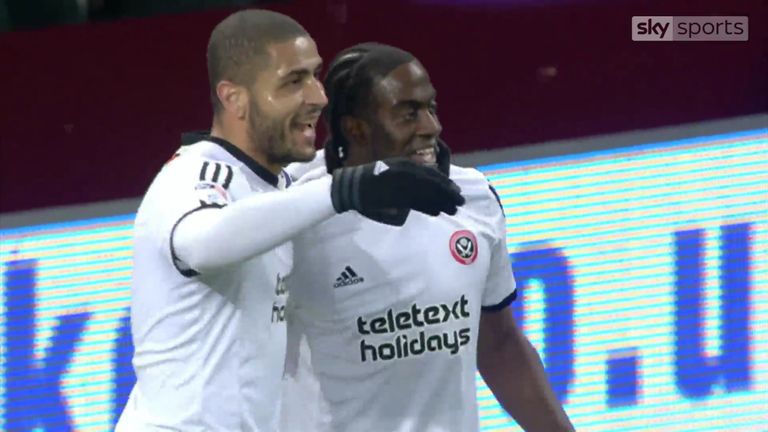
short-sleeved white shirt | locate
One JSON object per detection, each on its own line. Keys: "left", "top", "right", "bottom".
{"left": 117, "top": 137, "right": 293, "bottom": 431}
{"left": 282, "top": 165, "right": 516, "bottom": 432}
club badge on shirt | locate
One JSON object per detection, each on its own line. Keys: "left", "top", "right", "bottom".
{"left": 450, "top": 230, "right": 478, "bottom": 265}
{"left": 195, "top": 181, "right": 230, "bottom": 206}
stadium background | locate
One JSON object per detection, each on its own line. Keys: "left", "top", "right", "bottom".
{"left": 1, "top": 0, "right": 766, "bottom": 430}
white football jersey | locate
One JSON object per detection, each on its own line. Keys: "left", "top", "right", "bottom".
{"left": 285, "top": 148, "right": 326, "bottom": 180}
{"left": 117, "top": 137, "right": 293, "bottom": 431}
{"left": 281, "top": 165, "right": 516, "bottom": 432}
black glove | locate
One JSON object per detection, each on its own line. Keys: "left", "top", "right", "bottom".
{"left": 331, "top": 158, "right": 465, "bottom": 225}
{"left": 360, "top": 207, "right": 411, "bottom": 226}
{"left": 365, "top": 140, "right": 450, "bottom": 226}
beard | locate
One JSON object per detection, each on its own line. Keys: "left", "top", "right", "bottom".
{"left": 246, "top": 98, "right": 314, "bottom": 167}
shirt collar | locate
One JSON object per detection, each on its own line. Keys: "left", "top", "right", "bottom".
{"left": 181, "top": 131, "right": 280, "bottom": 188}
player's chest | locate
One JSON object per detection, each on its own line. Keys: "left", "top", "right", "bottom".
{"left": 231, "top": 241, "right": 292, "bottom": 306}
{"left": 310, "top": 212, "right": 493, "bottom": 317}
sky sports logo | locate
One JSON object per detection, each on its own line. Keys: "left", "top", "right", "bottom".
{"left": 632, "top": 16, "right": 748, "bottom": 41}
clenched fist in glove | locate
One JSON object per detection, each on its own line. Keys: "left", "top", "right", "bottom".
{"left": 330, "top": 158, "right": 464, "bottom": 225}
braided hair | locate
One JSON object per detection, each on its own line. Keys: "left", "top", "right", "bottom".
{"left": 322, "top": 43, "right": 415, "bottom": 172}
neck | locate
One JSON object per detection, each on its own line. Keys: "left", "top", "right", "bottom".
{"left": 210, "top": 117, "right": 283, "bottom": 175}
{"left": 343, "top": 146, "right": 377, "bottom": 168}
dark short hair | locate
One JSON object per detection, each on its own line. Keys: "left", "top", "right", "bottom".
{"left": 207, "top": 9, "right": 308, "bottom": 113}
{"left": 322, "top": 43, "right": 415, "bottom": 172}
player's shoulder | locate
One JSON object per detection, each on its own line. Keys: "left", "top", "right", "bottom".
{"left": 293, "top": 165, "right": 331, "bottom": 185}
{"left": 166, "top": 140, "right": 227, "bottom": 166}
{"left": 153, "top": 141, "right": 248, "bottom": 203}
{"left": 285, "top": 149, "right": 326, "bottom": 181}
{"left": 162, "top": 142, "right": 239, "bottom": 180}
{"left": 449, "top": 165, "right": 498, "bottom": 205}
{"left": 449, "top": 164, "right": 486, "bottom": 184}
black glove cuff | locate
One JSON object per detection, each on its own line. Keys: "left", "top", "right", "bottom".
{"left": 331, "top": 165, "right": 366, "bottom": 213}
{"left": 331, "top": 169, "right": 347, "bottom": 213}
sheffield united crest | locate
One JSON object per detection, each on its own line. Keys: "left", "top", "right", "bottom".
{"left": 450, "top": 230, "right": 478, "bottom": 265}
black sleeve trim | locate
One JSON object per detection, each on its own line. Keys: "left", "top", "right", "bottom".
{"left": 488, "top": 184, "right": 505, "bottom": 216}
{"left": 198, "top": 160, "right": 234, "bottom": 191}
{"left": 223, "top": 165, "right": 234, "bottom": 189}
{"left": 212, "top": 163, "right": 222, "bottom": 183}
{"left": 282, "top": 169, "right": 293, "bottom": 188}
{"left": 207, "top": 136, "right": 279, "bottom": 188}
{"left": 169, "top": 204, "right": 225, "bottom": 278}
{"left": 481, "top": 290, "right": 518, "bottom": 312}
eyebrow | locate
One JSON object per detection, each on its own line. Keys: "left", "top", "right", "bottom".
{"left": 280, "top": 62, "right": 323, "bottom": 81}
{"left": 393, "top": 98, "right": 437, "bottom": 110}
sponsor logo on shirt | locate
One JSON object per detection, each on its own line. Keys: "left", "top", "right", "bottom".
{"left": 271, "top": 273, "right": 288, "bottom": 323}
{"left": 333, "top": 266, "right": 365, "bottom": 288}
{"left": 450, "top": 230, "right": 478, "bottom": 265}
{"left": 195, "top": 161, "right": 234, "bottom": 206}
{"left": 356, "top": 295, "right": 471, "bottom": 362}
{"left": 195, "top": 181, "right": 230, "bottom": 207}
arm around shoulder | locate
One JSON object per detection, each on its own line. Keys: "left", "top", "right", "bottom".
{"left": 173, "top": 174, "right": 335, "bottom": 274}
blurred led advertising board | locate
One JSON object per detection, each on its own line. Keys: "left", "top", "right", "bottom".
{"left": 476, "top": 128, "right": 767, "bottom": 430}
{"left": 1, "top": 125, "right": 766, "bottom": 431}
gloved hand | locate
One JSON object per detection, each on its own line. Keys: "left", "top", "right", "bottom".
{"left": 330, "top": 158, "right": 464, "bottom": 225}
{"left": 363, "top": 139, "right": 451, "bottom": 226}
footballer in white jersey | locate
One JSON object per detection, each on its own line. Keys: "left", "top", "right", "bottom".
{"left": 117, "top": 137, "right": 293, "bottom": 431}
{"left": 117, "top": 14, "right": 467, "bottom": 431}
{"left": 282, "top": 165, "right": 515, "bottom": 432}
{"left": 281, "top": 42, "right": 573, "bottom": 432}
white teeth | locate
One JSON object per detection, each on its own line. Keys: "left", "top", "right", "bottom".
{"left": 416, "top": 148, "right": 435, "bottom": 156}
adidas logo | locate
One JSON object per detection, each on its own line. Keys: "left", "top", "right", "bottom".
{"left": 333, "top": 266, "right": 365, "bottom": 288}
{"left": 373, "top": 161, "right": 389, "bottom": 175}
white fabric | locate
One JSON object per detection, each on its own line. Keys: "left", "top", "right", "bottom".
{"left": 285, "top": 148, "right": 326, "bottom": 180}
{"left": 116, "top": 140, "right": 332, "bottom": 432}
{"left": 174, "top": 175, "right": 333, "bottom": 274}
{"left": 281, "top": 165, "right": 516, "bottom": 432}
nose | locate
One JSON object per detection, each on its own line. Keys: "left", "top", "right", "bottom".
{"left": 305, "top": 77, "right": 328, "bottom": 108}
{"left": 417, "top": 109, "right": 442, "bottom": 138}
